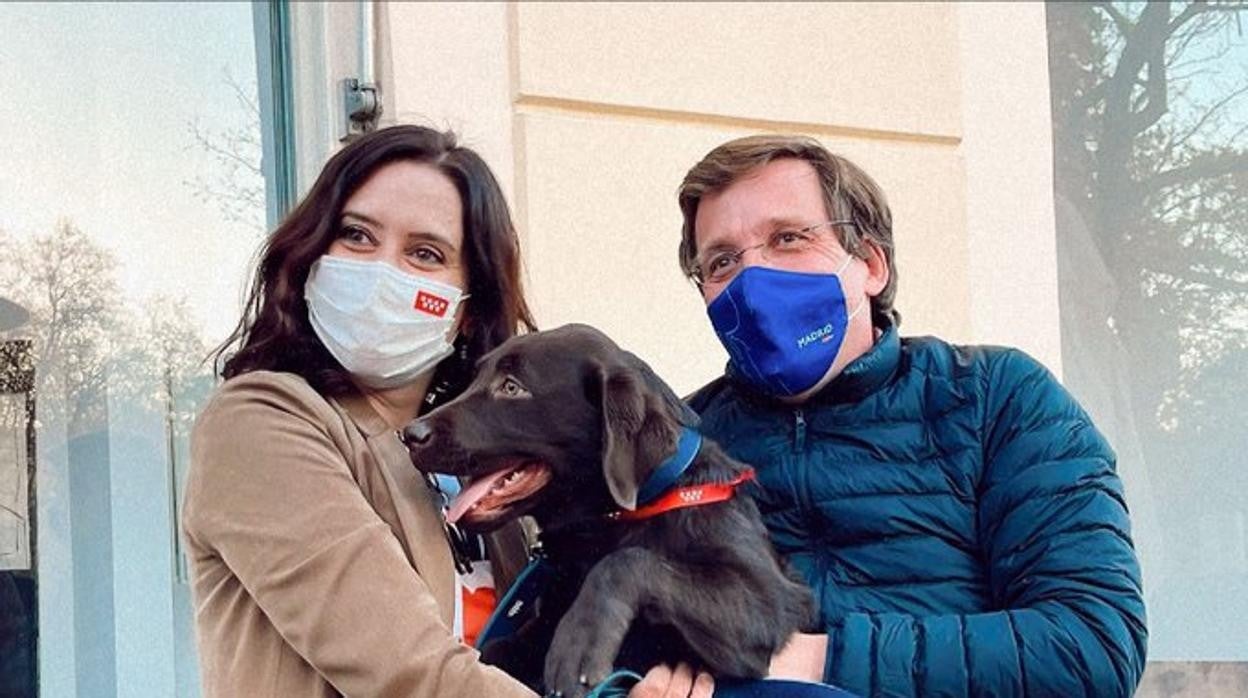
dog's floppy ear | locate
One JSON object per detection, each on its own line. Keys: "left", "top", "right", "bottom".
{"left": 598, "top": 356, "right": 685, "bottom": 511}
{"left": 618, "top": 350, "right": 701, "bottom": 429}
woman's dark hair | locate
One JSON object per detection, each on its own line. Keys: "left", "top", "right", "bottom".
{"left": 214, "top": 125, "right": 536, "bottom": 401}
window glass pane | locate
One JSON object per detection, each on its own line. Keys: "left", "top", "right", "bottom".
{"left": 1048, "top": 0, "right": 1248, "bottom": 665}
{"left": 0, "top": 3, "right": 283, "bottom": 695}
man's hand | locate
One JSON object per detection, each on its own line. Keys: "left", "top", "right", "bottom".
{"left": 629, "top": 663, "right": 714, "bottom": 698}
{"left": 768, "top": 632, "right": 828, "bottom": 682}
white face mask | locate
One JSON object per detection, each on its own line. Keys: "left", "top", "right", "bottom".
{"left": 304, "top": 255, "right": 468, "bottom": 389}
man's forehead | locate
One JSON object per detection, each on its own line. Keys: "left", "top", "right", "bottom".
{"left": 707, "top": 159, "right": 818, "bottom": 201}
{"left": 741, "top": 157, "right": 820, "bottom": 184}
{"left": 695, "top": 160, "right": 825, "bottom": 244}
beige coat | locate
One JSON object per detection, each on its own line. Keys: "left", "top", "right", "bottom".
{"left": 182, "top": 370, "right": 537, "bottom": 698}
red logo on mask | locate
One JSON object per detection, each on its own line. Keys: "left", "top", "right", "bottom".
{"left": 414, "top": 291, "right": 450, "bottom": 317}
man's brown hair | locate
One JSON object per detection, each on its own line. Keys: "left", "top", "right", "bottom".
{"left": 678, "top": 134, "right": 899, "bottom": 326}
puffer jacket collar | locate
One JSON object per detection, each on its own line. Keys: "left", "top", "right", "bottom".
{"left": 724, "top": 318, "right": 902, "bottom": 408}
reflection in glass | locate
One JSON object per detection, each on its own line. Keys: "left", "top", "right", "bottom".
{"left": 0, "top": 3, "right": 270, "bottom": 696}
{"left": 0, "top": 339, "right": 35, "bottom": 697}
{"left": 1048, "top": 0, "right": 1248, "bottom": 664}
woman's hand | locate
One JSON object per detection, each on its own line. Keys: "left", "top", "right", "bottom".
{"left": 768, "top": 632, "right": 828, "bottom": 682}
{"left": 629, "top": 662, "right": 714, "bottom": 698}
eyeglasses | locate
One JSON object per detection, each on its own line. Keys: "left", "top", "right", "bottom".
{"left": 687, "top": 219, "right": 856, "bottom": 286}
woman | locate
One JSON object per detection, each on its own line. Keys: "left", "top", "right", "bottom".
{"left": 182, "top": 125, "right": 538, "bottom": 697}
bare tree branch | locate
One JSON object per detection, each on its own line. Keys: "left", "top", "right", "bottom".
{"left": 1131, "top": 10, "right": 1177, "bottom": 133}
{"left": 1164, "top": 81, "right": 1248, "bottom": 151}
{"left": 224, "top": 69, "right": 261, "bottom": 121}
{"left": 183, "top": 70, "right": 265, "bottom": 236}
{"left": 1149, "top": 150, "right": 1248, "bottom": 190}
{"left": 187, "top": 119, "right": 262, "bottom": 176}
{"left": 1072, "top": 78, "right": 1113, "bottom": 115}
{"left": 1101, "top": 1, "right": 1171, "bottom": 156}
{"left": 1224, "top": 118, "right": 1248, "bottom": 145}
{"left": 1149, "top": 262, "right": 1248, "bottom": 294}
{"left": 1095, "top": 1, "right": 1134, "bottom": 36}
{"left": 1168, "top": 0, "right": 1213, "bottom": 36}
{"left": 1154, "top": 188, "right": 1207, "bottom": 219}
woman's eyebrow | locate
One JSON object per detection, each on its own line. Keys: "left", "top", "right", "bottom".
{"left": 340, "top": 210, "right": 380, "bottom": 226}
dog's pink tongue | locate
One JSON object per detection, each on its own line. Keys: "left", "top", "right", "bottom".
{"left": 445, "top": 469, "right": 514, "bottom": 524}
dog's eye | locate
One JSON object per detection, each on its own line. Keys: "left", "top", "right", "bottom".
{"left": 495, "top": 376, "right": 530, "bottom": 399}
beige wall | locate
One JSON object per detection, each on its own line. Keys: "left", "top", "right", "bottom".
{"left": 381, "top": 2, "right": 516, "bottom": 203}
{"left": 377, "top": 1, "right": 1059, "bottom": 395}
{"left": 958, "top": 2, "right": 1063, "bottom": 378}
{"left": 289, "top": 1, "right": 367, "bottom": 190}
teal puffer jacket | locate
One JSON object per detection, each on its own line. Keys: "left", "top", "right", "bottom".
{"left": 688, "top": 323, "right": 1147, "bottom": 697}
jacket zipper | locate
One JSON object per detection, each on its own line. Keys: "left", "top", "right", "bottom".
{"left": 793, "top": 408, "right": 807, "bottom": 452}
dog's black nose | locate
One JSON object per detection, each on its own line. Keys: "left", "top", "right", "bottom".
{"left": 403, "top": 419, "right": 433, "bottom": 445}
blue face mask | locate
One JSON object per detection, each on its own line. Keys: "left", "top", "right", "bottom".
{"left": 707, "top": 259, "right": 864, "bottom": 397}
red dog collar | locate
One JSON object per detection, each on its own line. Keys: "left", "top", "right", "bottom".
{"left": 607, "top": 469, "right": 756, "bottom": 522}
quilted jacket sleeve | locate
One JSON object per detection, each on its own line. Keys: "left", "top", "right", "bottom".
{"left": 821, "top": 350, "right": 1147, "bottom": 697}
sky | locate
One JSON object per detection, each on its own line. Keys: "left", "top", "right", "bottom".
{"left": 0, "top": 2, "right": 265, "bottom": 345}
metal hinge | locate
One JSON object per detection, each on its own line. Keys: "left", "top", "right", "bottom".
{"left": 340, "top": 77, "right": 381, "bottom": 141}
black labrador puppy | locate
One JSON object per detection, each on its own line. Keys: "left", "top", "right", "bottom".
{"left": 403, "top": 324, "right": 814, "bottom": 697}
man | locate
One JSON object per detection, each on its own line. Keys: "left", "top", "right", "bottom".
{"left": 676, "top": 135, "right": 1147, "bottom": 697}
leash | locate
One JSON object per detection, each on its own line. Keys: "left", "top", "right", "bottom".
{"left": 474, "top": 550, "right": 554, "bottom": 650}
{"left": 543, "top": 669, "right": 644, "bottom": 698}
{"left": 584, "top": 670, "right": 644, "bottom": 697}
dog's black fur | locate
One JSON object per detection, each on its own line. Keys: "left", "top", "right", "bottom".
{"left": 403, "top": 324, "right": 815, "bottom": 698}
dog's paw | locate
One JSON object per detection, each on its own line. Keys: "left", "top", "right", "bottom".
{"left": 543, "top": 613, "right": 620, "bottom": 698}
{"left": 543, "top": 643, "right": 614, "bottom": 698}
